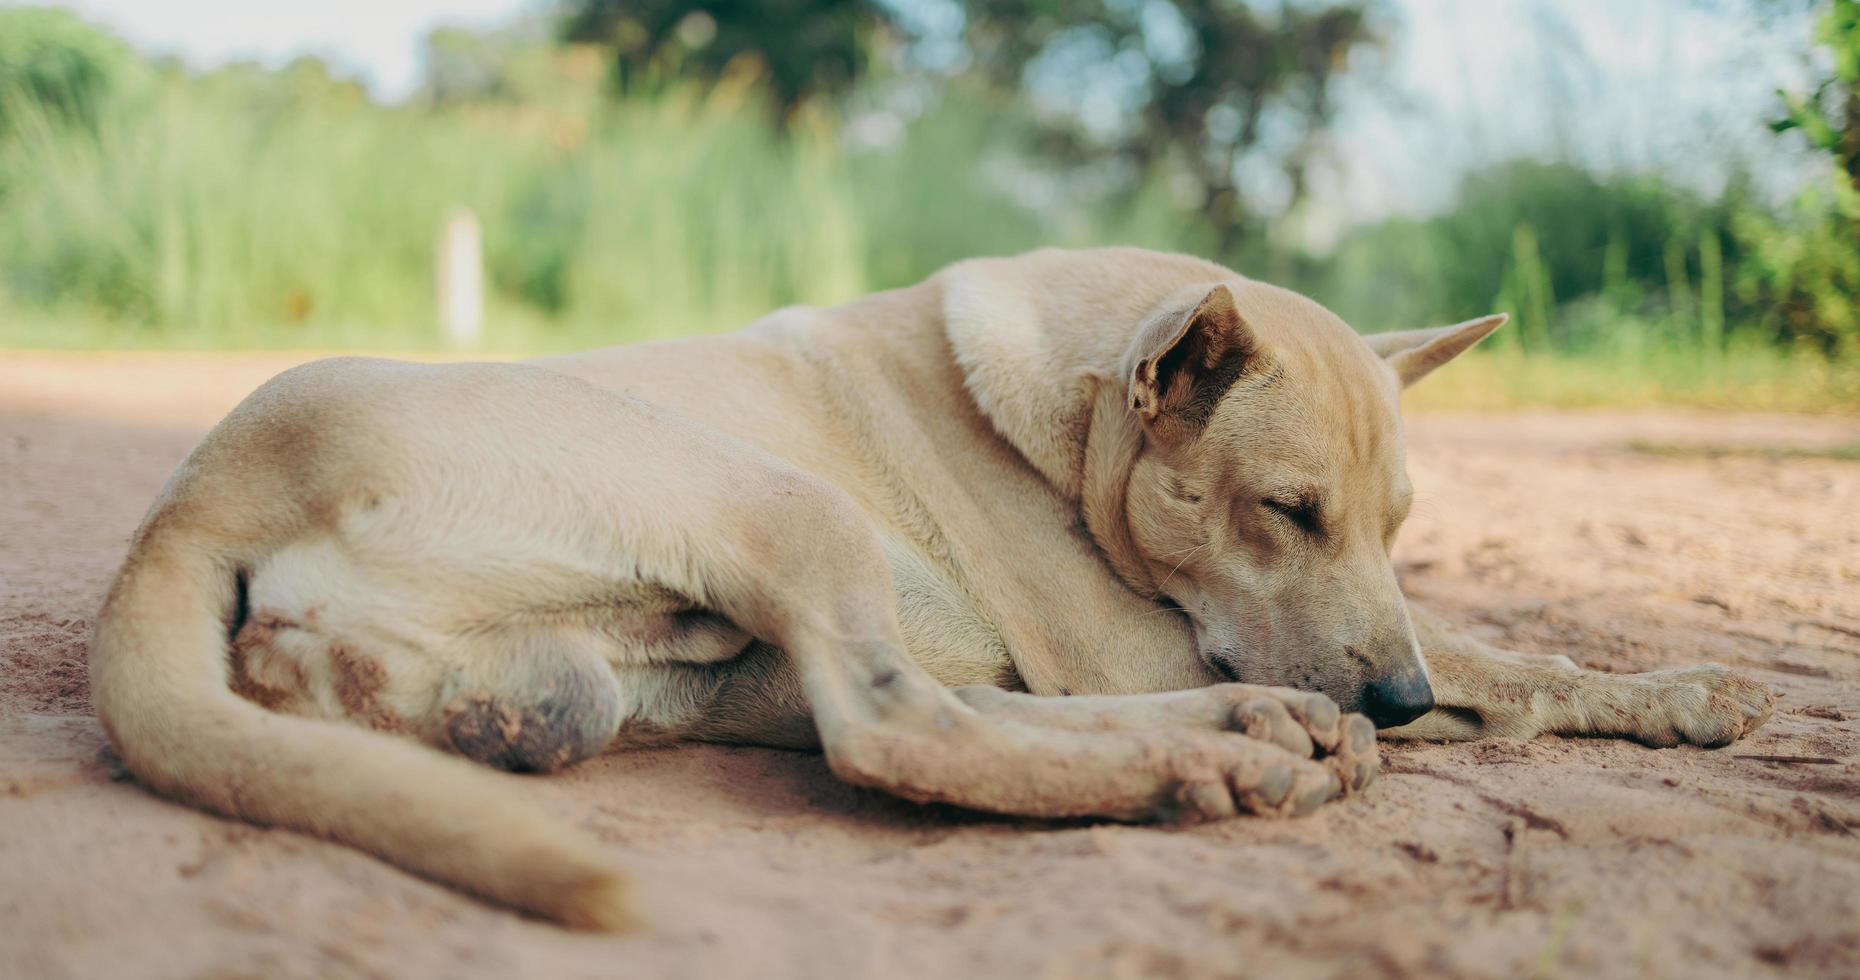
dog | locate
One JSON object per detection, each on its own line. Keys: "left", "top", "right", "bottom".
{"left": 90, "top": 247, "right": 1774, "bottom": 929}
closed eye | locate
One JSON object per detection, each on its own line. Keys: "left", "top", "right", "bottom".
{"left": 1262, "top": 495, "right": 1325, "bottom": 537}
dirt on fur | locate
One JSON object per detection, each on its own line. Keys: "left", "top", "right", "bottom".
{"left": 1, "top": 352, "right": 1857, "bottom": 979}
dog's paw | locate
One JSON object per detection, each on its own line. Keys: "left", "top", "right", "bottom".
{"left": 1622, "top": 663, "right": 1775, "bottom": 748}
{"left": 1219, "top": 688, "right": 1379, "bottom": 798}
{"left": 1162, "top": 734, "right": 1346, "bottom": 822}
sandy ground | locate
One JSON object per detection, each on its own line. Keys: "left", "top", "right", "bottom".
{"left": 2, "top": 352, "right": 1858, "bottom": 980}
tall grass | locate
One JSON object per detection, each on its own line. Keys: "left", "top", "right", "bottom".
{"left": 0, "top": 48, "right": 1853, "bottom": 412}
{"left": 1303, "top": 161, "right": 1860, "bottom": 412}
{"left": 0, "top": 73, "right": 1012, "bottom": 351}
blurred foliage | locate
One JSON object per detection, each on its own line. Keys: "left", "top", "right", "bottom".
{"left": 561, "top": 0, "right": 1378, "bottom": 246}
{"left": 1751, "top": 0, "right": 1860, "bottom": 355}
{"left": 1311, "top": 162, "right": 1774, "bottom": 359}
{"left": 960, "top": 0, "right": 1378, "bottom": 252}
{"left": 0, "top": 73, "right": 873, "bottom": 344}
{"left": 0, "top": 2, "right": 1854, "bottom": 412}
{"left": 561, "top": 0, "right": 882, "bottom": 117}
{"left": 0, "top": 7, "right": 144, "bottom": 137}
{"left": 1772, "top": 0, "right": 1859, "bottom": 171}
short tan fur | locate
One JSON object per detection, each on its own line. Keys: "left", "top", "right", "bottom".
{"left": 91, "top": 248, "right": 1773, "bottom": 929}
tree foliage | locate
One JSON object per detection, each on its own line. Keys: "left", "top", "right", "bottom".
{"left": 961, "top": 1, "right": 1377, "bottom": 250}
{"left": 1752, "top": 0, "right": 1860, "bottom": 352}
{"left": 1772, "top": 0, "right": 1859, "bottom": 186}
{"left": 560, "top": 0, "right": 885, "bottom": 119}
{"left": 0, "top": 8, "right": 143, "bottom": 138}
{"left": 558, "top": 0, "right": 1379, "bottom": 247}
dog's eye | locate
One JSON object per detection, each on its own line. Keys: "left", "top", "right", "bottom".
{"left": 1262, "top": 496, "right": 1324, "bottom": 536}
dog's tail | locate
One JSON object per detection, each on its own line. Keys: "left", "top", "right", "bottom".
{"left": 89, "top": 519, "right": 635, "bottom": 930}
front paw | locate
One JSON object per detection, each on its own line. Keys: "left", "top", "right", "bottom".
{"left": 1160, "top": 729, "right": 1353, "bottom": 821}
{"left": 1205, "top": 685, "right": 1379, "bottom": 796}
{"left": 1160, "top": 691, "right": 1380, "bottom": 821}
{"left": 1230, "top": 695, "right": 1380, "bottom": 797}
{"left": 1623, "top": 664, "right": 1775, "bottom": 748}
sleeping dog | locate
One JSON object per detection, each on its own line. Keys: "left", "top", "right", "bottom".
{"left": 91, "top": 248, "right": 1773, "bottom": 928}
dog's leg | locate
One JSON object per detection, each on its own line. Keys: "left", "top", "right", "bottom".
{"left": 689, "top": 471, "right": 1378, "bottom": 820}
{"left": 791, "top": 630, "right": 1379, "bottom": 820}
{"left": 948, "top": 685, "right": 1375, "bottom": 781}
{"left": 1385, "top": 603, "right": 1774, "bottom": 746}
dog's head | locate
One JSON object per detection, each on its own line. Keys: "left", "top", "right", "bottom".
{"left": 1119, "top": 280, "right": 1503, "bottom": 727}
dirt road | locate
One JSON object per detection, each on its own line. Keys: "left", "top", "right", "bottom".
{"left": 2, "top": 353, "right": 1857, "bottom": 978}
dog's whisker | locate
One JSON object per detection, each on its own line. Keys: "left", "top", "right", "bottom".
{"left": 1152, "top": 541, "right": 1212, "bottom": 560}
{"left": 1155, "top": 537, "right": 1212, "bottom": 593}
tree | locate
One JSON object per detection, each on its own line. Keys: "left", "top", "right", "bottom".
{"left": 1772, "top": 0, "right": 1859, "bottom": 189}
{"left": 1750, "top": 0, "right": 1860, "bottom": 352}
{"left": 559, "top": 0, "right": 890, "bottom": 118}
{"left": 557, "top": 0, "right": 1381, "bottom": 248}
{"left": 962, "top": 0, "right": 1378, "bottom": 253}
{"left": 0, "top": 7, "right": 144, "bottom": 138}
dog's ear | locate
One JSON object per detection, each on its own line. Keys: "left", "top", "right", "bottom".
{"left": 1365, "top": 314, "right": 1507, "bottom": 388}
{"left": 1130, "top": 284, "right": 1261, "bottom": 440}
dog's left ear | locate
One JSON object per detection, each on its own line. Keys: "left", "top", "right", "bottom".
{"left": 1130, "top": 284, "right": 1262, "bottom": 440}
{"left": 1365, "top": 314, "right": 1507, "bottom": 388}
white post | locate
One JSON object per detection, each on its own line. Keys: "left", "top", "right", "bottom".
{"left": 437, "top": 207, "right": 483, "bottom": 348}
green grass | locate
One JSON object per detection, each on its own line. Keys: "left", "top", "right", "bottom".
{"left": 2, "top": 67, "right": 1856, "bottom": 415}
{"left": 0, "top": 77, "right": 916, "bottom": 350}
{"left": 0, "top": 73, "right": 1069, "bottom": 351}
{"left": 1624, "top": 440, "right": 1860, "bottom": 461}
{"left": 1400, "top": 341, "right": 1860, "bottom": 415}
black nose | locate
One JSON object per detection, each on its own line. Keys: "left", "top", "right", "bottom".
{"left": 1361, "top": 672, "right": 1435, "bottom": 729}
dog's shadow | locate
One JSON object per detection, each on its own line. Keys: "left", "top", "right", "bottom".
{"left": 556, "top": 741, "right": 1088, "bottom": 842}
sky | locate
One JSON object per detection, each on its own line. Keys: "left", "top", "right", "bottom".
{"left": 1323, "top": 0, "right": 1820, "bottom": 227}
{"left": 26, "top": 0, "right": 539, "bottom": 98}
{"left": 5, "top": 0, "right": 1826, "bottom": 228}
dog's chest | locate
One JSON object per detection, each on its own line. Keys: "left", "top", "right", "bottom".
{"left": 882, "top": 510, "right": 1202, "bottom": 696}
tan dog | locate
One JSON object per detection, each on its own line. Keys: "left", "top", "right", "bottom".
{"left": 90, "top": 248, "right": 1774, "bottom": 929}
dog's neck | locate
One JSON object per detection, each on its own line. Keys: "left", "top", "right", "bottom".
{"left": 938, "top": 250, "right": 1225, "bottom": 597}
{"left": 1077, "top": 380, "right": 1157, "bottom": 596}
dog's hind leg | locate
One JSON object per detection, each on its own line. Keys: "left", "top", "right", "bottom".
{"left": 1384, "top": 602, "right": 1775, "bottom": 747}
{"left": 435, "top": 627, "right": 626, "bottom": 773}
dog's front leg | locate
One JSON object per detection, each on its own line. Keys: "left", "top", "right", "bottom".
{"left": 709, "top": 481, "right": 1376, "bottom": 821}
{"left": 789, "top": 628, "right": 1377, "bottom": 820}
{"left": 948, "top": 684, "right": 1373, "bottom": 780}
{"left": 1386, "top": 604, "right": 1775, "bottom": 746}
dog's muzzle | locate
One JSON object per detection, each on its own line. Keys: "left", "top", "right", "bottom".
{"left": 1360, "top": 670, "right": 1434, "bottom": 729}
